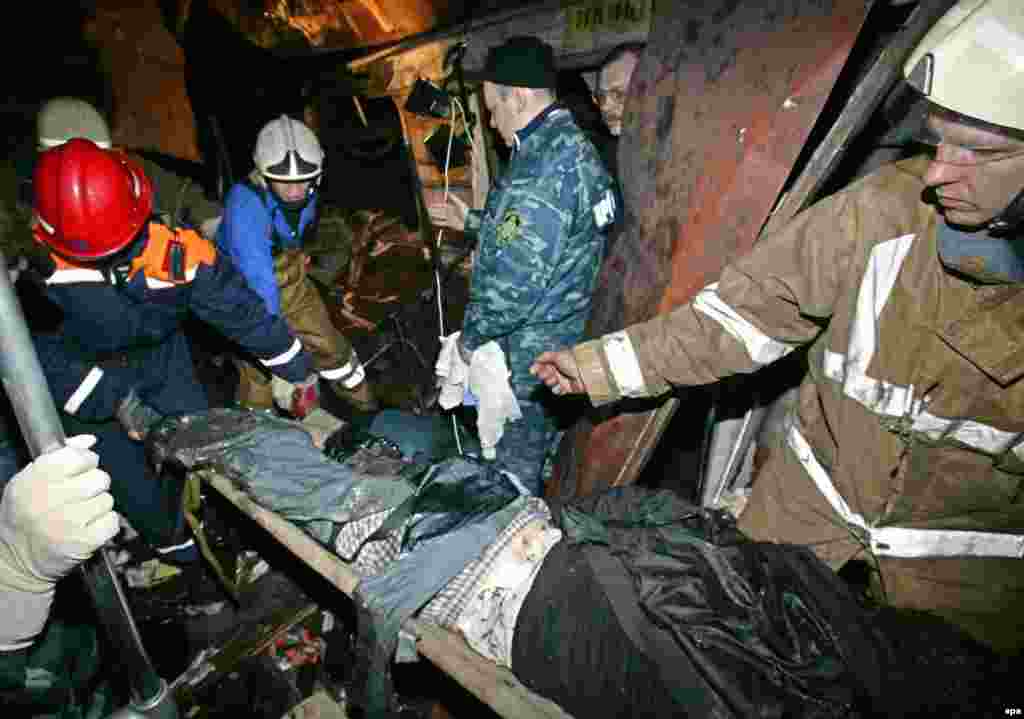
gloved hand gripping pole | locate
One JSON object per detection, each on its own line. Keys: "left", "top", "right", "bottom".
{"left": 0, "top": 249, "right": 177, "bottom": 719}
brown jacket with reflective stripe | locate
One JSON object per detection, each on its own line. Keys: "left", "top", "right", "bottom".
{"left": 575, "top": 157, "right": 1024, "bottom": 651}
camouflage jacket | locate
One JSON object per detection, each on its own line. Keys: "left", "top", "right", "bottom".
{"left": 462, "top": 104, "right": 616, "bottom": 399}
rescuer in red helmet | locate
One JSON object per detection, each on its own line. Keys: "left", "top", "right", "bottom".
{"left": 29, "top": 138, "right": 321, "bottom": 562}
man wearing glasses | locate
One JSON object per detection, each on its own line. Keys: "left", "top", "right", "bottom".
{"left": 532, "top": 0, "right": 1024, "bottom": 654}
{"left": 593, "top": 43, "right": 644, "bottom": 139}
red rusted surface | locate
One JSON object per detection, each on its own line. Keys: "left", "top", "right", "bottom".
{"left": 553, "top": 0, "right": 869, "bottom": 500}
{"left": 86, "top": 2, "right": 201, "bottom": 161}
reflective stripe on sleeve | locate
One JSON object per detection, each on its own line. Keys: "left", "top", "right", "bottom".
{"left": 320, "top": 357, "right": 366, "bottom": 389}
{"left": 602, "top": 331, "right": 646, "bottom": 397}
{"left": 144, "top": 266, "right": 200, "bottom": 289}
{"left": 786, "top": 420, "right": 1024, "bottom": 558}
{"left": 868, "top": 526, "right": 1024, "bottom": 559}
{"left": 46, "top": 268, "right": 107, "bottom": 285}
{"left": 260, "top": 338, "right": 302, "bottom": 367}
{"left": 692, "top": 283, "right": 797, "bottom": 365}
{"left": 63, "top": 366, "right": 105, "bottom": 415}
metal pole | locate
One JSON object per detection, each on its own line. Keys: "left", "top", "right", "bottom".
{"left": 0, "top": 249, "right": 177, "bottom": 718}
{"left": 0, "top": 258, "right": 64, "bottom": 457}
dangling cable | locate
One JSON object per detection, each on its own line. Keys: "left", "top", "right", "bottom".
{"left": 397, "top": 96, "right": 463, "bottom": 453}
{"left": 437, "top": 100, "right": 463, "bottom": 456}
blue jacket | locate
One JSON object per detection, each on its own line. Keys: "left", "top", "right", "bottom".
{"left": 33, "top": 332, "right": 154, "bottom": 422}
{"left": 462, "top": 104, "right": 616, "bottom": 399}
{"left": 217, "top": 177, "right": 319, "bottom": 315}
{"left": 41, "top": 222, "right": 312, "bottom": 416}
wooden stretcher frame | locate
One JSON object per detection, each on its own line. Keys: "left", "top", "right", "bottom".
{"left": 196, "top": 469, "right": 574, "bottom": 719}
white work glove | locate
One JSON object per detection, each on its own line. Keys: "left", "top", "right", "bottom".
{"left": 0, "top": 435, "right": 120, "bottom": 649}
{"left": 272, "top": 373, "right": 320, "bottom": 419}
{"left": 468, "top": 342, "right": 522, "bottom": 460}
{"left": 435, "top": 331, "right": 470, "bottom": 410}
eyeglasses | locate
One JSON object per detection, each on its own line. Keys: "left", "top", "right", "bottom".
{"left": 914, "top": 111, "right": 1024, "bottom": 166}
{"left": 926, "top": 142, "right": 1024, "bottom": 167}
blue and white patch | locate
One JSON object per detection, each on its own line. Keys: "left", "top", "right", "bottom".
{"left": 592, "top": 189, "right": 617, "bottom": 230}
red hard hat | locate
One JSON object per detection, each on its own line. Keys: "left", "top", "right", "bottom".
{"left": 33, "top": 138, "right": 153, "bottom": 261}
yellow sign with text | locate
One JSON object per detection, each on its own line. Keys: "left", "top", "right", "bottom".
{"left": 563, "top": 0, "right": 652, "bottom": 50}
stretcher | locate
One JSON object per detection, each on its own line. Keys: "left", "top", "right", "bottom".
{"left": 195, "top": 467, "right": 574, "bottom": 719}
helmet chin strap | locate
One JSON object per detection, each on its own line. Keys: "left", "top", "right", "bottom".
{"left": 271, "top": 182, "right": 316, "bottom": 211}
{"left": 277, "top": 195, "right": 309, "bottom": 211}
{"left": 988, "top": 186, "right": 1024, "bottom": 235}
{"left": 268, "top": 174, "right": 319, "bottom": 212}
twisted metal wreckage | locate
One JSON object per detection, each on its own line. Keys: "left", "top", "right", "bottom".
{"left": 9, "top": 0, "right": 1011, "bottom": 717}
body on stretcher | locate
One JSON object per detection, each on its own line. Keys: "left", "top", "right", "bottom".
{"left": 149, "top": 408, "right": 1008, "bottom": 719}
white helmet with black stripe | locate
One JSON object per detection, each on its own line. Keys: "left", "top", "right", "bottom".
{"left": 254, "top": 115, "right": 324, "bottom": 182}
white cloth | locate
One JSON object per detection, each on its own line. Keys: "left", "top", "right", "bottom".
{"left": 468, "top": 342, "right": 521, "bottom": 460}
{"left": 436, "top": 333, "right": 523, "bottom": 459}
{"left": 435, "top": 332, "right": 470, "bottom": 410}
{"left": 453, "top": 519, "right": 562, "bottom": 667}
{"left": 0, "top": 435, "right": 120, "bottom": 649}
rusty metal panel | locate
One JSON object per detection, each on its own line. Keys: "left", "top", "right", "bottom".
{"left": 554, "top": 0, "right": 869, "bottom": 499}
{"left": 87, "top": 2, "right": 201, "bottom": 161}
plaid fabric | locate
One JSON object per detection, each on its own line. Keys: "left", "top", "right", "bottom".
{"left": 333, "top": 509, "right": 402, "bottom": 576}
{"left": 453, "top": 522, "right": 562, "bottom": 666}
{"left": 418, "top": 497, "right": 551, "bottom": 627}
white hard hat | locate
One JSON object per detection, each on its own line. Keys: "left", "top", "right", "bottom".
{"left": 37, "top": 97, "right": 112, "bottom": 150}
{"left": 903, "top": 0, "right": 1024, "bottom": 134}
{"left": 254, "top": 115, "right": 324, "bottom": 182}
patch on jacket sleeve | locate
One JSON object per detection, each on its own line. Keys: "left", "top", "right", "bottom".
{"left": 593, "top": 189, "right": 617, "bottom": 230}
{"left": 496, "top": 209, "right": 523, "bottom": 247}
